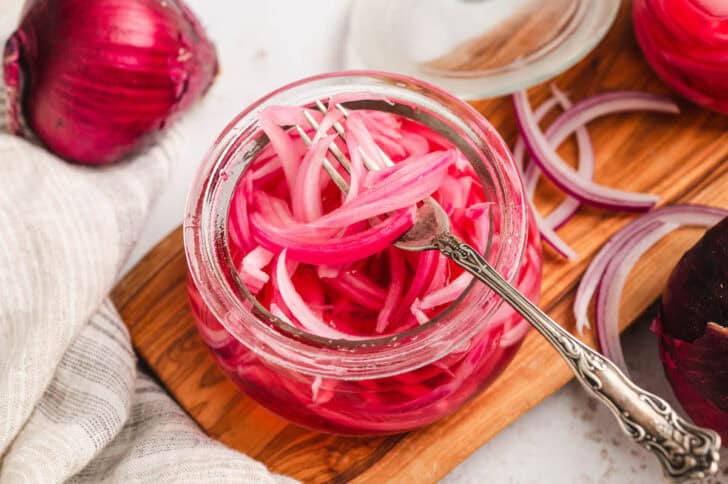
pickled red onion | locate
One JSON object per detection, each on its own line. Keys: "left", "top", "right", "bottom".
{"left": 259, "top": 115, "right": 300, "bottom": 193}
{"left": 293, "top": 135, "right": 338, "bottom": 222}
{"left": 634, "top": 0, "right": 728, "bottom": 113}
{"left": 275, "top": 250, "right": 361, "bottom": 340}
{"left": 376, "top": 249, "right": 407, "bottom": 333}
{"left": 419, "top": 272, "right": 474, "bottom": 311}
{"left": 229, "top": 104, "right": 512, "bottom": 338}
{"left": 250, "top": 207, "right": 415, "bottom": 266}
{"left": 324, "top": 271, "right": 387, "bottom": 311}
{"left": 239, "top": 245, "right": 274, "bottom": 294}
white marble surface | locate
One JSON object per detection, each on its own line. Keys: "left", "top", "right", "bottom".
{"left": 1, "top": 0, "right": 713, "bottom": 482}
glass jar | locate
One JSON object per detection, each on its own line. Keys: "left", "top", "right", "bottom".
{"left": 346, "top": 0, "right": 620, "bottom": 99}
{"left": 184, "top": 71, "right": 542, "bottom": 435}
{"left": 633, "top": 0, "right": 728, "bottom": 114}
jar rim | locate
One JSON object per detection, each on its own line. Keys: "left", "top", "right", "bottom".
{"left": 184, "top": 70, "right": 529, "bottom": 379}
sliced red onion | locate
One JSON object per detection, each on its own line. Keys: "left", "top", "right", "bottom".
{"left": 594, "top": 222, "right": 678, "bottom": 372}
{"left": 241, "top": 245, "right": 274, "bottom": 284}
{"left": 293, "top": 134, "right": 337, "bottom": 222}
{"left": 324, "top": 271, "right": 386, "bottom": 312}
{"left": 344, "top": 132, "right": 365, "bottom": 204}
{"left": 275, "top": 250, "right": 364, "bottom": 340}
{"left": 260, "top": 114, "right": 300, "bottom": 193}
{"left": 521, "top": 90, "right": 594, "bottom": 261}
{"left": 512, "top": 91, "right": 582, "bottom": 259}
{"left": 501, "top": 318, "right": 530, "bottom": 348}
{"left": 376, "top": 248, "right": 406, "bottom": 333}
{"left": 524, "top": 85, "right": 595, "bottom": 231}
{"left": 309, "top": 150, "right": 453, "bottom": 228}
{"left": 262, "top": 106, "right": 319, "bottom": 127}
{"left": 310, "top": 376, "right": 324, "bottom": 403}
{"left": 393, "top": 250, "right": 437, "bottom": 321}
{"left": 532, "top": 209, "right": 577, "bottom": 260}
{"left": 513, "top": 90, "right": 679, "bottom": 211}
{"left": 574, "top": 205, "right": 728, "bottom": 373}
{"left": 512, "top": 96, "right": 561, "bottom": 173}
{"left": 317, "top": 264, "right": 342, "bottom": 279}
{"left": 251, "top": 207, "right": 415, "bottom": 265}
{"left": 347, "top": 113, "right": 388, "bottom": 168}
{"left": 419, "top": 272, "right": 474, "bottom": 310}
{"left": 410, "top": 299, "right": 430, "bottom": 325}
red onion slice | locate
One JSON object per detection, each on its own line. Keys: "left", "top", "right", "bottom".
{"left": 512, "top": 94, "right": 580, "bottom": 259}
{"left": 594, "top": 222, "right": 678, "bottom": 372}
{"left": 275, "top": 250, "right": 365, "bottom": 340}
{"left": 532, "top": 210, "right": 577, "bottom": 260}
{"left": 376, "top": 248, "right": 406, "bottom": 333}
{"left": 574, "top": 205, "right": 728, "bottom": 373}
{"left": 512, "top": 96, "right": 561, "bottom": 173}
{"left": 524, "top": 85, "right": 595, "bottom": 231}
{"left": 513, "top": 90, "right": 679, "bottom": 211}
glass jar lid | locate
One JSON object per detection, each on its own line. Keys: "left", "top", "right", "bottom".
{"left": 346, "top": 0, "right": 621, "bottom": 99}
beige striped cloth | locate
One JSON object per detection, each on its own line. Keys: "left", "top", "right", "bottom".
{"left": 0, "top": 78, "right": 295, "bottom": 482}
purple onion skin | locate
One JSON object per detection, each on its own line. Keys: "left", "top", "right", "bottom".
{"left": 661, "top": 217, "right": 728, "bottom": 342}
{"left": 2, "top": 0, "right": 218, "bottom": 165}
{"left": 657, "top": 216, "right": 728, "bottom": 439}
{"left": 655, "top": 318, "right": 728, "bottom": 439}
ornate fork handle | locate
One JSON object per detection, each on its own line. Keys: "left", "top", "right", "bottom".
{"left": 433, "top": 233, "right": 720, "bottom": 482}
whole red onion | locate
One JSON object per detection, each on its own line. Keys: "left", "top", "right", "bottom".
{"left": 633, "top": 0, "right": 728, "bottom": 114}
{"left": 655, "top": 216, "right": 728, "bottom": 440}
{"left": 2, "top": 0, "right": 218, "bottom": 164}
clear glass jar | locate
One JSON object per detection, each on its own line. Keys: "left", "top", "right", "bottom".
{"left": 633, "top": 0, "right": 728, "bottom": 114}
{"left": 346, "top": 0, "right": 620, "bottom": 99}
{"left": 184, "top": 71, "right": 542, "bottom": 435}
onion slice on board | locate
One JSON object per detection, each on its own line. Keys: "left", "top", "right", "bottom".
{"left": 523, "top": 85, "right": 595, "bottom": 232}
{"left": 574, "top": 205, "right": 728, "bottom": 374}
{"left": 513, "top": 90, "right": 679, "bottom": 212}
{"left": 513, "top": 91, "right": 587, "bottom": 260}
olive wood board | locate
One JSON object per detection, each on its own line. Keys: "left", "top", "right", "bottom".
{"left": 111, "top": 3, "right": 728, "bottom": 483}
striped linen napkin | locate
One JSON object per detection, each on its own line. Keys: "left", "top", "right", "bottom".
{"left": 0, "top": 77, "right": 295, "bottom": 483}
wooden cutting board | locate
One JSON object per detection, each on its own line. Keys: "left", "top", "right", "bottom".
{"left": 111, "top": 3, "right": 728, "bottom": 483}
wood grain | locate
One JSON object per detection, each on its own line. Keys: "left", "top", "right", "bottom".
{"left": 111, "top": 2, "right": 728, "bottom": 483}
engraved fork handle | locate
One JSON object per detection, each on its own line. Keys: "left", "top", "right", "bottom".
{"left": 433, "top": 233, "right": 721, "bottom": 482}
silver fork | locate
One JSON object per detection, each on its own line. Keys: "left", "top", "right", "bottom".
{"left": 294, "top": 102, "right": 720, "bottom": 482}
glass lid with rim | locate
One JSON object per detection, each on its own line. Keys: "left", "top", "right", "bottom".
{"left": 345, "top": 0, "right": 621, "bottom": 99}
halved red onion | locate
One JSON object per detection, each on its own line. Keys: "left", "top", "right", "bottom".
{"left": 513, "top": 90, "right": 679, "bottom": 212}
{"left": 574, "top": 205, "right": 728, "bottom": 373}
